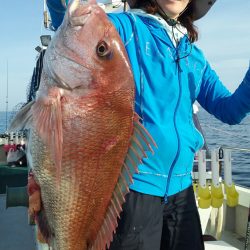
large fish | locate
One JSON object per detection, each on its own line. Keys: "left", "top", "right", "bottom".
{"left": 9, "top": 1, "right": 156, "bottom": 249}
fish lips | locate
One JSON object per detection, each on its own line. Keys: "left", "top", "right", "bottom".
{"left": 68, "top": 2, "right": 92, "bottom": 27}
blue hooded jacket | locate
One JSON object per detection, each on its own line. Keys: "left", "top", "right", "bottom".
{"left": 46, "top": 1, "right": 250, "bottom": 198}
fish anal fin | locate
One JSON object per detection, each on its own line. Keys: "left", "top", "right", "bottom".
{"left": 36, "top": 209, "right": 53, "bottom": 244}
{"left": 28, "top": 172, "right": 52, "bottom": 244}
{"left": 28, "top": 172, "right": 41, "bottom": 217}
{"left": 90, "top": 112, "right": 156, "bottom": 250}
{"left": 33, "top": 87, "right": 63, "bottom": 183}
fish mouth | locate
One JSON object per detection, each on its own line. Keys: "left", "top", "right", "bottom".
{"left": 68, "top": 0, "right": 93, "bottom": 27}
{"left": 43, "top": 2, "right": 98, "bottom": 91}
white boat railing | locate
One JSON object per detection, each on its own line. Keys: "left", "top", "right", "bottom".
{"left": 193, "top": 148, "right": 241, "bottom": 209}
{"left": 192, "top": 148, "right": 250, "bottom": 249}
{"left": 0, "top": 132, "right": 26, "bottom": 146}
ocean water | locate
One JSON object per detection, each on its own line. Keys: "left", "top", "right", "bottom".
{"left": 197, "top": 108, "right": 250, "bottom": 188}
{"left": 0, "top": 111, "right": 15, "bottom": 133}
{"left": 0, "top": 109, "right": 249, "bottom": 188}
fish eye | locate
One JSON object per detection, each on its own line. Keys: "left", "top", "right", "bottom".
{"left": 96, "top": 41, "right": 112, "bottom": 58}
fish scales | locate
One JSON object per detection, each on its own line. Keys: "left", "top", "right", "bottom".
{"left": 9, "top": 1, "right": 156, "bottom": 249}
{"left": 32, "top": 89, "right": 134, "bottom": 249}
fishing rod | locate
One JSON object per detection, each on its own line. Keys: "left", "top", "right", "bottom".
{"left": 221, "top": 146, "right": 250, "bottom": 153}
{"left": 5, "top": 61, "right": 9, "bottom": 132}
{"left": 245, "top": 206, "right": 250, "bottom": 250}
{"left": 201, "top": 123, "right": 250, "bottom": 144}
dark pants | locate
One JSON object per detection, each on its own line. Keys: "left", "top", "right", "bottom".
{"left": 108, "top": 186, "right": 204, "bottom": 250}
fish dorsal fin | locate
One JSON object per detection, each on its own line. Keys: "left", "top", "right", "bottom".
{"left": 8, "top": 101, "right": 35, "bottom": 132}
{"left": 32, "top": 88, "right": 63, "bottom": 183}
{"left": 89, "top": 113, "right": 156, "bottom": 250}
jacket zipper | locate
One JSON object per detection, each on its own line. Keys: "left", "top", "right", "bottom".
{"left": 130, "top": 14, "right": 184, "bottom": 201}
{"left": 164, "top": 54, "right": 182, "bottom": 203}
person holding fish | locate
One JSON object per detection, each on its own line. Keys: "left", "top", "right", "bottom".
{"left": 36, "top": 0, "right": 250, "bottom": 249}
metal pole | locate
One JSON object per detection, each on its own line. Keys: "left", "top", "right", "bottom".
{"left": 223, "top": 149, "right": 232, "bottom": 187}
{"left": 198, "top": 150, "right": 207, "bottom": 188}
{"left": 211, "top": 149, "right": 220, "bottom": 187}
{"left": 244, "top": 59, "right": 250, "bottom": 250}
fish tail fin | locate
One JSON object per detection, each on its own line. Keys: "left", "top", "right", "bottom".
{"left": 90, "top": 113, "right": 156, "bottom": 250}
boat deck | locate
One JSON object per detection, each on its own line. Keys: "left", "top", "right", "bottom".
{"left": 1, "top": 191, "right": 247, "bottom": 250}
{"left": 205, "top": 240, "right": 239, "bottom": 249}
{"left": 221, "top": 231, "right": 246, "bottom": 249}
{"left": 0, "top": 194, "right": 36, "bottom": 250}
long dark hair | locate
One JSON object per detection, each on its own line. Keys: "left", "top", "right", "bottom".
{"left": 131, "top": 0, "right": 198, "bottom": 42}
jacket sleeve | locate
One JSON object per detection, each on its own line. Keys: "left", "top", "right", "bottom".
{"left": 107, "top": 13, "right": 128, "bottom": 42}
{"left": 46, "top": 0, "right": 126, "bottom": 34}
{"left": 197, "top": 61, "right": 250, "bottom": 125}
{"left": 46, "top": 0, "right": 66, "bottom": 30}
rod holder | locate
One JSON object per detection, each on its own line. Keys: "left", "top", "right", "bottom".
{"left": 6, "top": 186, "right": 29, "bottom": 208}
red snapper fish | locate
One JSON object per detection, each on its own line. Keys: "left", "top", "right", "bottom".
{"left": 9, "top": 1, "right": 156, "bottom": 249}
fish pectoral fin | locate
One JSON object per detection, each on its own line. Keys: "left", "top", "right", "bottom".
{"left": 90, "top": 113, "right": 157, "bottom": 250}
{"left": 33, "top": 89, "right": 63, "bottom": 182}
{"left": 8, "top": 101, "right": 35, "bottom": 132}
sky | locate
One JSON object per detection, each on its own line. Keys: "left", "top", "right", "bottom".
{"left": 0, "top": 0, "right": 250, "bottom": 111}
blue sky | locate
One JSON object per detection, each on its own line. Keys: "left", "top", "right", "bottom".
{"left": 0, "top": 0, "right": 249, "bottom": 111}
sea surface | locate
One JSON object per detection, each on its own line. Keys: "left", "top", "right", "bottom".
{"left": 0, "top": 109, "right": 249, "bottom": 188}
{"left": 197, "top": 108, "right": 250, "bottom": 188}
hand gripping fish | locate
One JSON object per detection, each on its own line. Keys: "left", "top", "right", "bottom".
{"left": 9, "top": 1, "right": 156, "bottom": 249}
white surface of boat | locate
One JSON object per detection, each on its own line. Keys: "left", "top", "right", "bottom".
{"left": 0, "top": 184, "right": 249, "bottom": 249}
{"left": 200, "top": 184, "right": 250, "bottom": 250}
